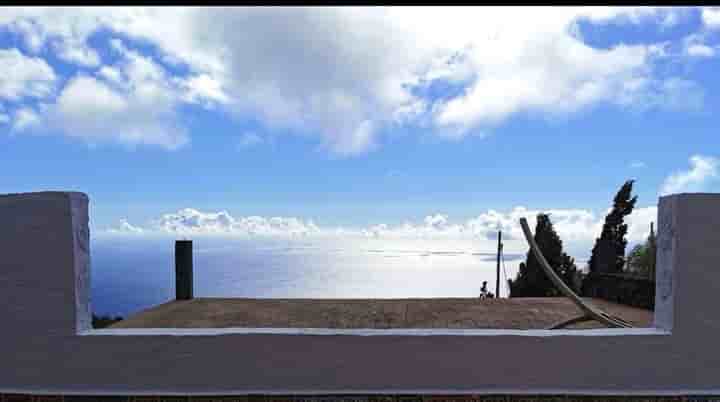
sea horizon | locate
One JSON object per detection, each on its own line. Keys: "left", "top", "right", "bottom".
{"left": 90, "top": 235, "right": 591, "bottom": 318}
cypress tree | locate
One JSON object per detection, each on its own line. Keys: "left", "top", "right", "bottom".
{"left": 625, "top": 222, "right": 657, "bottom": 280}
{"left": 588, "top": 180, "right": 638, "bottom": 274}
{"left": 509, "top": 213, "right": 579, "bottom": 297}
{"left": 647, "top": 222, "right": 656, "bottom": 280}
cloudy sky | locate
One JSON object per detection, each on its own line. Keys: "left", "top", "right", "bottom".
{"left": 1, "top": 7, "right": 719, "bottom": 251}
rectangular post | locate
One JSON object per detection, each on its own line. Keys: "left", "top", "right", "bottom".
{"left": 175, "top": 240, "right": 193, "bottom": 300}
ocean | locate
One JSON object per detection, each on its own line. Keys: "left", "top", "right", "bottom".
{"left": 90, "top": 236, "right": 530, "bottom": 318}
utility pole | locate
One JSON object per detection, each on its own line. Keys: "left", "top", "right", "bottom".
{"left": 496, "top": 230, "right": 502, "bottom": 298}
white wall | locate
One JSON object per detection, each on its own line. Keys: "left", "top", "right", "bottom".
{"left": 0, "top": 191, "right": 718, "bottom": 395}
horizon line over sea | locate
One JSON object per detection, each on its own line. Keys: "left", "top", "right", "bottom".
{"left": 90, "top": 236, "right": 592, "bottom": 318}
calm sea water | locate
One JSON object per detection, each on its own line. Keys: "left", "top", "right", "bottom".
{"left": 90, "top": 236, "right": 529, "bottom": 317}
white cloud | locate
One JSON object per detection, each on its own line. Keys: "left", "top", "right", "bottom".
{"left": 630, "top": 161, "right": 646, "bottom": 168}
{"left": 625, "top": 206, "right": 659, "bottom": 243}
{"left": 462, "top": 207, "right": 606, "bottom": 246}
{"left": 1, "top": 8, "right": 103, "bottom": 66}
{"left": 687, "top": 43, "right": 716, "bottom": 57}
{"left": 660, "top": 155, "right": 719, "bottom": 195}
{"left": 0, "top": 7, "right": 706, "bottom": 154}
{"left": 202, "top": 7, "right": 684, "bottom": 149}
{"left": 51, "top": 37, "right": 100, "bottom": 67}
{"left": 330, "top": 120, "right": 377, "bottom": 156}
{"left": 49, "top": 75, "right": 186, "bottom": 149}
{"left": 702, "top": 7, "right": 720, "bottom": 29}
{"left": 0, "top": 48, "right": 56, "bottom": 101}
{"left": 424, "top": 214, "right": 449, "bottom": 230}
{"left": 683, "top": 33, "right": 717, "bottom": 58}
{"left": 361, "top": 206, "right": 657, "bottom": 258}
{"left": 49, "top": 41, "right": 191, "bottom": 149}
{"left": 179, "top": 74, "right": 230, "bottom": 106}
{"left": 617, "top": 77, "right": 705, "bottom": 112}
{"left": 147, "top": 208, "right": 320, "bottom": 237}
{"left": 236, "top": 132, "right": 264, "bottom": 149}
{"left": 7, "top": 17, "right": 45, "bottom": 52}
{"left": 434, "top": 41, "right": 656, "bottom": 133}
{"left": 98, "top": 66, "right": 123, "bottom": 85}
{"left": 11, "top": 107, "right": 42, "bottom": 132}
{"left": 660, "top": 10, "right": 679, "bottom": 28}
{"left": 659, "top": 78, "right": 705, "bottom": 110}
{"left": 106, "top": 205, "right": 658, "bottom": 258}
{"left": 107, "top": 219, "right": 144, "bottom": 234}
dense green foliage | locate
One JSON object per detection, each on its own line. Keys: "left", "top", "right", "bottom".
{"left": 588, "top": 180, "right": 638, "bottom": 274}
{"left": 92, "top": 314, "right": 124, "bottom": 329}
{"left": 509, "top": 213, "right": 579, "bottom": 297}
{"left": 625, "top": 223, "right": 657, "bottom": 279}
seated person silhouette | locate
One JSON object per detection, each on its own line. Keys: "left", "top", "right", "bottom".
{"left": 480, "top": 281, "right": 489, "bottom": 299}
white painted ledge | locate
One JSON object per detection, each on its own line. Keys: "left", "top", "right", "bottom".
{"left": 2, "top": 388, "right": 719, "bottom": 397}
{"left": 84, "top": 327, "right": 670, "bottom": 337}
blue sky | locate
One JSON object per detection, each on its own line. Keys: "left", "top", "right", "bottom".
{"left": 0, "top": 7, "right": 719, "bottom": 251}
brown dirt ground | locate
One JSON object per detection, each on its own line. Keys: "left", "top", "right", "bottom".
{"left": 109, "top": 297, "right": 653, "bottom": 330}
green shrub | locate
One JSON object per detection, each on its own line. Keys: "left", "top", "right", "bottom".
{"left": 92, "top": 314, "right": 124, "bottom": 329}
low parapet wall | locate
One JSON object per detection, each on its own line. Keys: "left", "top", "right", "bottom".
{"left": 0, "top": 393, "right": 716, "bottom": 401}
{"left": 1, "top": 192, "right": 719, "bottom": 395}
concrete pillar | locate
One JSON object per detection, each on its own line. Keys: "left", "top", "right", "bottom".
{"left": 655, "top": 193, "right": 720, "bottom": 336}
{"left": 0, "top": 192, "right": 91, "bottom": 337}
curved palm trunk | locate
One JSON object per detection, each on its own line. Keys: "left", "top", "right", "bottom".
{"left": 547, "top": 314, "right": 594, "bottom": 329}
{"left": 519, "top": 217, "right": 633, "bottom": 329}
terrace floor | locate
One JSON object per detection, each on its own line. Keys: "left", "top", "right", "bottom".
{"left": 109, "top": 297, "right": 653, "bottom": 330}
